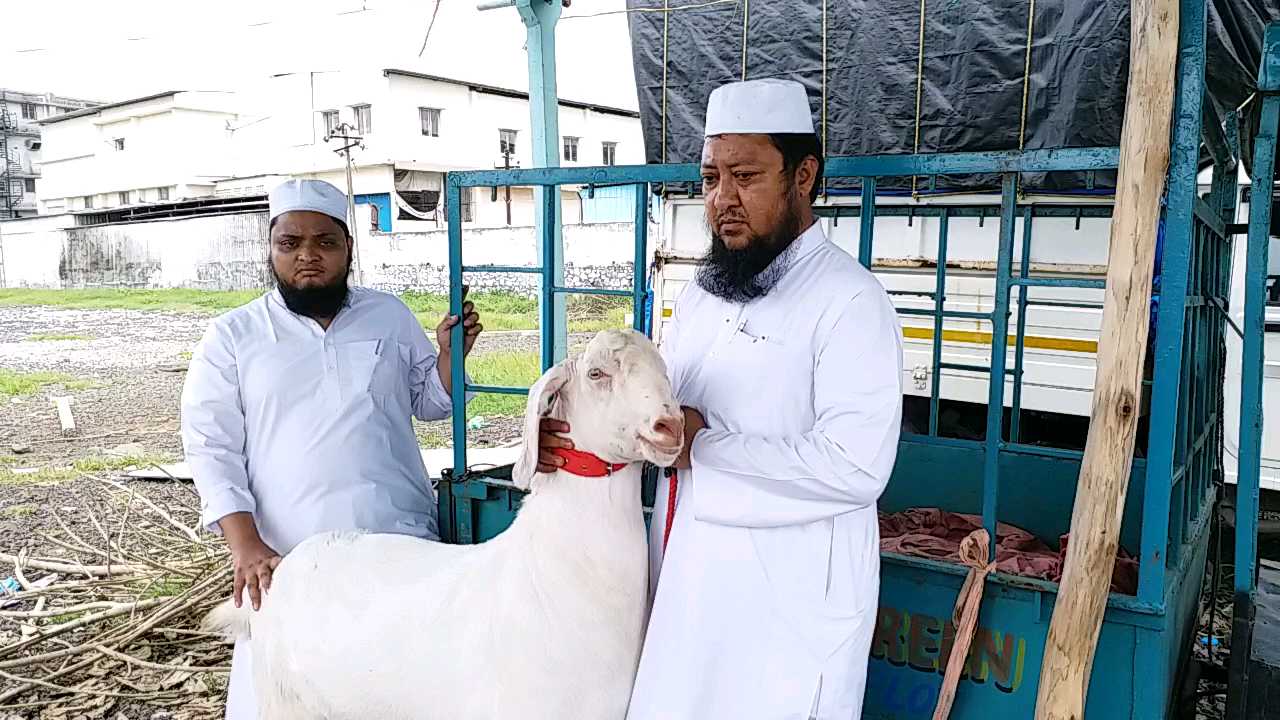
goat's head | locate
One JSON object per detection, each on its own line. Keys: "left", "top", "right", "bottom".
{"left": 513, "top": 329, "right": 683, "bottom": 490}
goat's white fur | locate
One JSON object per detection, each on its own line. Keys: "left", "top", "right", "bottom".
{"left": 202, "top": 328, "right": 682, "bottom": 720}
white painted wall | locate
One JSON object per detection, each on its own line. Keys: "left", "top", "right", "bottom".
{"left": 0, "top": 214, "right": 77, "bottom": 286}
{"left": 0, "top": 209, "right": 646, "bottom": 294}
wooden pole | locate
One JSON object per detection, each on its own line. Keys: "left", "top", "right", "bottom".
{"left": 1033, "top": 1, "right": 1179, "bottom": 718}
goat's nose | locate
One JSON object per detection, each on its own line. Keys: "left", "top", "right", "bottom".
{"left": 652, "top": 416, "right": 683, "bottom": 446}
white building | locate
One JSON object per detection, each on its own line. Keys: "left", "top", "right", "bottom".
{"left": 221, "top": 68, "right": 645, "bottom": 232}
{"left": 35, "top": 91, "right": 241, "bottom": 215}
{"left": 31, "top": 68, "right": 643, "bottom": 231}
{"left": 0, "top": 89, "right": 98, "bottom": 218}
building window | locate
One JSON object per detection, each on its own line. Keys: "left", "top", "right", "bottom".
{"left": 602, "top": 141, "right": 618, "bottom": 166}
{"left": 353, "top": 104, "right": 372, "bottom": 134}
{"left": 322, "top": 110, "right": 340, "bottom": 136}
{"left": 158, "top": 186, "right": 170, "bottom": 201}
{"left": 420, "top": 107, "right": 441, "bottom": 137}
{"left": 83, "top": 196, "right": 94, "bottom": 209}
{"left": 563, "top": 136, "right": 579, "bottom": 163}
{"left": 396, "top": 190, "right": 439, "bottom": 220}
{"left": 20, "top": 103, "right": 36, "bottom": 120}
{"left": 118, "top": 191, "right": 130, "bottom": 206}
{"left": 23, "top": 178, "right": 35, "bottom": 193}
{"left": 499, "top": 129, "right": 517, "bottom": 157}
{"left": 460, "top": 187, "right": 475, "bottom": 223}
{"left": 113, "top": 138, "right": 125, "bottom": 151}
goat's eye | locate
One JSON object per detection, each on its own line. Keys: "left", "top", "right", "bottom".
{"left": 588, "top": 368, "right": 605, "bottom": 381}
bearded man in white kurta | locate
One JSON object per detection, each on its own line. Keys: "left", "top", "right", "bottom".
{"left": 180, "top": 179, "right": 481, "bottom": 720}
{"left": 538, "top": 79, "right": 903, "bottom": 719}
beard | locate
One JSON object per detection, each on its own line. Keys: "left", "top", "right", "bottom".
{"left": 696, "top": 189, "right": 805, "bottom": 304}
{"left": 272, "top": 259, "right": 351, "bottom": 319}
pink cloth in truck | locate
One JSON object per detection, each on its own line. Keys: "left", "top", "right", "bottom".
{"left": 878, "top": 508, "right": 1140, "bottom": 595}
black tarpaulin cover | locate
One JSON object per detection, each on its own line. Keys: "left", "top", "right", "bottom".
{"left": 626, "top": 0, "right": 1279, "bottom": 193}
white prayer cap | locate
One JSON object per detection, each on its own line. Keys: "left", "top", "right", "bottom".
{"left": 268, "top": 178, "right": 349, "bottom": 227}
{"left": 704, "top": 78, "right": 815, "bottom": 137}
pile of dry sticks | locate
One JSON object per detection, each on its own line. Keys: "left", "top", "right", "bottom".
{"left": 0, "top": 475, "right": 232, "bottom": 719}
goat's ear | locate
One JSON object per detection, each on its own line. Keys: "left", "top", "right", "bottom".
{"left": 512, "top": 359, "right": 574, "bottom": 490}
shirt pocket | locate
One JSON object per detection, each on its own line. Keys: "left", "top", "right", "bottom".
{"left": 719, "top": 314, "right": 796, "bottom": 385}
{"left": 339, "top": 339, "right": 407, "bottom": 399}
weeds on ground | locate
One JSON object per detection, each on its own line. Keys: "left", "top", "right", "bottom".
{"left": 26, "top": 333, "right": 93, "bottom": 342}
{"left": 0, "top": 369, "right": 94, "bottom": 397}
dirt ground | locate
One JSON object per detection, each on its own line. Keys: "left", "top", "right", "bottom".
{"left": 0, "top": 305, "right": 568, "bottom": 719}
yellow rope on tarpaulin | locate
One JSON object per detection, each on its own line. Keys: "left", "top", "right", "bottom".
{"left": 911, "top": 0, "right": 927, "bottom": 198}
{"left": 821, "top": 0, "right": 828, "bottom": 198}
{"left": 661, "top": 0, "right": 670, "bottom": 165}
{"left": 1018, "top": 0, "right": 1037, "bottom": 150}
{"left": 741, "top": 0, "right": 749, "bottom": 80}
{"left": 1016, "top": 0, "right": 1037, "bottom": 202}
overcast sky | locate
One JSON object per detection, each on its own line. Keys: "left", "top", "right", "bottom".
{"left": 2, "top": 0, "right": 640, "bottom": 110}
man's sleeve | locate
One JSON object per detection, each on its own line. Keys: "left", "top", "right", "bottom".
{"left": 403, "top": 308, "right": 474, "bottom": 422}
{"left": 180, "top": 320, "right": 255, "bottom": 535}
{"left": 689, "top": 286, "right": 903, "bottom": 527}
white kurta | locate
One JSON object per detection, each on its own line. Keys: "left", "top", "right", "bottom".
{"left": 179, "top": 287, "right": 465, "bottom": 720}
{"left": 629, "top": 223, "right": 903, "bottom": 720}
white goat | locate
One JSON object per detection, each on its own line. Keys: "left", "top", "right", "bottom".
{"left": 203, "top": 328, "right": 684, "bottom": 720}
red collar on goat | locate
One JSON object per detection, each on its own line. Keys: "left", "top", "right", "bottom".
{"left": 550, "top": 447, "right": 628, "bottom": 477}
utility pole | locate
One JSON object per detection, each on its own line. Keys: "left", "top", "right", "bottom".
{"left": 494, "top": 148, "right": 518, "bottom": 226}
{"left": 324, "top": 121, "right": 365, "bottom": 285}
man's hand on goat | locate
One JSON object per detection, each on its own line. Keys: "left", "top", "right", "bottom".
{"left": 536, "top": 418, "right": 573, "bottom": 474}
{"left": 220, "top": 513, "right": 282, "bottom": 611}
{"left": 672, "top": 407, "right": 706, "bottom": 470}
{"left": 436, "top": 285, "right": 483, "bottom": 358}
{"left": 232, "top": 540, "right": 281, "bottom": 612}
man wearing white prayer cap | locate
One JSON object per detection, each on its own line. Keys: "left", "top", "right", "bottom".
{"left": 539, "top": 79, "right": 903, "bottom": 719}
{"left": 180, "top": 177, "right": 483, "bottom": 720}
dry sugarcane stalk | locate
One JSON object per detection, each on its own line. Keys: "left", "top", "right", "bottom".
{"left": 19, "top": 598, "right": 43, "bottom": 642}
{"left": 0, "top": 599, "right": 153, "bottom": 619}
{"left": 0, "top": 552, "right": 178, "bottom": 577}
{"left": 0, "top": 598, "right": 170, "bottom": 663}
{"left": 94, "top": 644, "right": 231, "bottom": 673}
{"left": 0, "top": 666, "right": 168, "bottom": 700}
{"left": 87, "top": 475, "right": 200, "bottom": 542}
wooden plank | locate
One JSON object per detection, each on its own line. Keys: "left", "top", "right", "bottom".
{"left": 1033, "top": 1, "right": 1180, "bottom": 717}
{"left": 53, "top": 397, "right": 75, "bottom": 436}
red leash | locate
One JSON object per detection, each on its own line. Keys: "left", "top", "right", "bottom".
{"left": 662, "top": 469, "right": 678, "bottom": 553}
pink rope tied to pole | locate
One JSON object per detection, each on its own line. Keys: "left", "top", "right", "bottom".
{"left": 933, "top": 529, "right": 996, "bottom": 720}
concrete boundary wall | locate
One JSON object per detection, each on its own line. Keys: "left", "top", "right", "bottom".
{"left": 0, "top": 212, "right": 649, "bottom": 295}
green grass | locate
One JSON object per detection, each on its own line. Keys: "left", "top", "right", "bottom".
{"left": 0, "top": 288, "right": 630, "bottom": 332}
{"left": 0, "top": 453, "right": 170, "bottom": 486}
{"left": 415, "top": 427, "right": 452, "bottom": 449}
{"left": 72, "top": 454, "right": 171, "bottom": 474}
{"left": 466, "top": 351, "right": 541, "bottom": 419}
{"left": 0, "top": 288, "right": 262, "bottom": 314}
{"left": 140, "top": 578, "right": 192, "bottom": 599}
{"left": 0, "top": 369, "right": 94, "bottom": 397}
{"left": 0, "top": 466, "right": 77, "bottom": 485}
{"left": 26, "top": 333, "right": 93, "bottom": 342}
{"left": 1, "top": 504, "right": 35, "bottom": 518}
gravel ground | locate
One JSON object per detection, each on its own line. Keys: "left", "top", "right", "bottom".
{"left": 0, "top": 306, "right": 589, "bottom": 466}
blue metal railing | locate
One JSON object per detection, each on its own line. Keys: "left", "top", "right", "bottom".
{"left": 446, "top": 146, "right": 1126, "bottom": 562}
